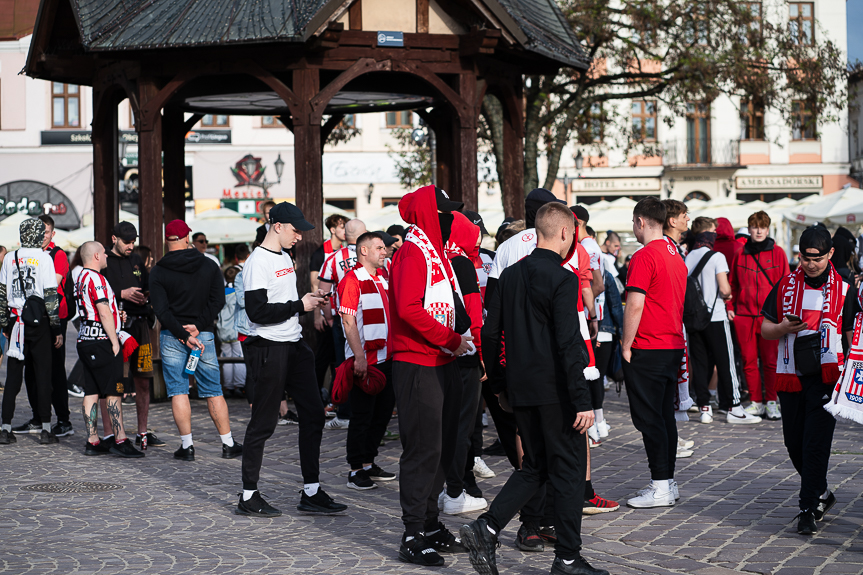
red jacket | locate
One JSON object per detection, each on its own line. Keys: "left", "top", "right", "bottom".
{"left": 714, "top": 218, "right": 742, "bottom": 285}
{"left": 445, "top": 212, "right": 483, "bottom": 360}
{"left": 389, "top": 185, "right": 463, "bottom": 366}
{"left": 731, "top": 238, "right": 790, "bottom": 316}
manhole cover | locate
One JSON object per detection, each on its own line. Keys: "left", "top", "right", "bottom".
{"left": 21, "top": 481, "right": 124, "bottom": 493}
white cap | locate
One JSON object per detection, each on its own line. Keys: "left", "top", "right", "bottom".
{"left": 737, "top": 227, "right": 750, "bottom": 236}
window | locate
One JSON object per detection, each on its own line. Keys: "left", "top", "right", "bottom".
{"left": 686, "top": 102, "right": 711, "bottom": 163}
{"left": 686, "top": 4, "right": 709, "bottom": 46}
{"left": 789, "top": 3, "right": 814, "bottom": 46}
{"left": 342, "top": 114, "right": 356, "bottom": 128}
{"left": 631, "top": 101, "right": 657, "bottom": 142}
{"left": 792, "top": 100, "right": 816, "bottom": 140}
{"left": 326, "top": 198, "right": 357, "bottom": 215}
{"left": 740, "top": 98, "right": 765, "bottom": 140}
{"left": 200, "top": 114, "right": 229, "bottom": 127}
{"left": 386, "top": 111, "right": 413, "bottom": 128}
{"left": 51, "top": 83, "right": 80, "bottom": 128}
{"left": 740, "top": 2, "right": 762, "bottom": 45}
{"left": 262, "top": 116, "right": 283, "bottom": 128}
{"left": 382, "top": 198, "right": 400, "bottom": 207}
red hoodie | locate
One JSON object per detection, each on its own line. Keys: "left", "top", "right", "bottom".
{"left": 445, "top": 212, "right": 483, "bottom": 360}
{"left": 714, "top": 218, "right": 742, "bottom": 283}
{"left": 731, "top": 238, "right": 790, "bottom": 316}
{"left": 390, "top": 185, "right": 463, "bottom": 366}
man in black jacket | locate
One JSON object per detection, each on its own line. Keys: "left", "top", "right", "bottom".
{"left": 150, "top": 220, "right": 242, "bottom": 462}
{"left": 461, "top": 203, "right": 607, "bottom": 575}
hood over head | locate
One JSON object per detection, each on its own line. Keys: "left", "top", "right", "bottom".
{"left": 715, "top": 218, "right": 735, "bottom": 241}
{"left": 399, "top": 184, "right": 448, "bottom": 259}
{"left": 831, "top": 226, "right": 856, "bottom": 268}
{"left": 446, "top": 211, "right": 481, "bottom": 260}
{"left": 156, "top": 247, "right": 209, "bottom": 274}
{"left": 19, "top": 218, "right": 45, "bottom": 249}
{"left": 525, "top": 188, "right": 565, "bottom": 229}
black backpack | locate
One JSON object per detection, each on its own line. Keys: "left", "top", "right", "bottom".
{"left": 683, "top": 250, "right": 719, "bottom": 333}
{"left": 49, "top": 246, "right": 74, "bottom": 315}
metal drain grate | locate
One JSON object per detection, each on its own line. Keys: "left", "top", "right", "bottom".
{"left": 21, "top": 481, "right": 124, "bottom": 493}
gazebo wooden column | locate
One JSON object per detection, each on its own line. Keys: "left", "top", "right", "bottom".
{"left": 452, "top": 73, "right": 478, "bottom": 212}
{"left": 292, "top": 68, "right": 322, "bottom": 296}
{"left": 137, "top": 78, "right": 164, "bottom": 256}
{"left": 91, "top": 86, "right": 120, "bottom": 246}
{"left": 501, "top": 83, "right": 525, "bottom": 220}
{"left": 162, "top": 106, "right": 186, "bottom": 224}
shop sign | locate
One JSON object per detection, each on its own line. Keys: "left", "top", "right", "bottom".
{"left": 0, "top": 180, "right": 81, "bottom": 229}
{"left": 41, "top": 129, "right": 231, "bottom": 145}
{"left": 736, "top": 176, "right": 822, "bottom": 190}
{"left": 571, "top": 178, "right": 661, "bottom": 192}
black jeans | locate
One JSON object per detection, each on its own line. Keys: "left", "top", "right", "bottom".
{"left": 2, "top": 322, "right": 52, "bottom": 425}
{"left": 331, "top": 316, "right": 351, "bottom": 419}
{"left": 345, "top": 360, "right": 395, "bottom": 469}
{"left": 479, "top": 403, "right": 586, "bottom": 560}
{"left": 689, "top": 320, "right": 741, "bottom": 409}
{"left": 481, "top": 378, "right": 520, "bottom": 469}
{"left": 446, "top": 365, "right": 482, "bottom": 497}
{"left": 623, "top": 348, "right": 683, "bottom": 481}
{"left": 314, "top": 320, "right": 335, "bottom": 389}
{"left": 241, "top": 341, "right": 324, "bottom": 490}
{"left": 25, "top": 319, "right": 69, "bottom": 423}
{"left": 393, "top": 360, "right": 461, "bottom": 535}
{"left": 778, "top": 374, "right": 836, "bottom": 511}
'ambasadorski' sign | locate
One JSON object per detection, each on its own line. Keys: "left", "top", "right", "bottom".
{"left": 735, "top": 176, "right": 822, "bottom": 190}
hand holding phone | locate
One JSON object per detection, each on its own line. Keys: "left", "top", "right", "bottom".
{"left": 784, "top": 313, "right": 802, "bottom": 323}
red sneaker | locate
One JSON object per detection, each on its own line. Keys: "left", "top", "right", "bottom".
{"left": 583, "top": 494, "right": 620, "bottom": 515}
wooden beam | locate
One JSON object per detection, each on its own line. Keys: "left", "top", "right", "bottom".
{"left": 162, "top": 106, "right": 186, "bottom": 224}
{"left": 310, "top": 58, "right": 392, "bottom": 121}
{"left": 451, "top": 72, "right": 478, "bottom": 212}
{"left": 182, "top": 113, "right": 204, "bottom": 133}
{"left": 501, "top": 82, "right": 525, "bottom": 219}
{"left": 92, "top": 86, "right": 119, "bottom": 247}
{"left": 417, "top": 0, "right": 429, "bottom": 33}
{"left": 138, "top": 78, "right": 164, "bottom": 258}
{"left": 320, "top": 114, "right": 345, "bottom": 152}
{"left": 349, "top": 0, "right": 362, "bottom": 30}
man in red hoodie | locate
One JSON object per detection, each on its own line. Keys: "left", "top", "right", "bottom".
{"left": 731, "top": 211, "right": 790, "bottom": 420}
{"left": 714, "top": 218, "right": 743, "bottom": 284}
{"left": 390, "top": 185, "right": 474, "bottom": 566}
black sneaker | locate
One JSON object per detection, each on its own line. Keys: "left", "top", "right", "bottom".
{"left": 52, "top": 421, "right": 75, "bottom": 437}
{"left": 12, "top": 419, "right": 40, "bottom": 434}
{"left": 550, "top": 555, "right": 610, "bottom": 575}
{"left": 347, "top": 469, "right": 377, "bottom": 490}
{"left": 100, "top": 435, "right": 116, "bottom": 449}
{"left": 483, "top": 438, "right": 506, "bottom": 456}
{"left": 516, "top": 522, "right": 544, "bottom": 552}
{"left": 135, "top": 432, "right": 166, "bottom": 447}
{"left": 813, "top": 492, "right": 836, "bottom": 521}
{"left": 459, "top": 518, "right": 500, "bottom": 575}
{"left": 174, "top": 445, "right": 195, "bottom": 461}
{"left": 110, "top": 439, "right": 145, "bottom": 458}
{"left": 425, "top": 521, "right": 467, "bottom": 553}
{"left": 398, "top": 533, "right": 445, "bottom": 567}
{"left": 277, "top": 410, "right": 299, "bottom": 425}
{"left": 0, "top": 430, "right": 17, "bottom": 444}
{"left": 222, "top": 442, "right": 243, "bottom": 459}
{"left": 539, "top": 526, "right": 557, "bottom": 545}
{"left": 236, "top": 491, "right": 282, "bottom": 517}
{"left": 297, "top": 488, "right": 347, "bottom": 514}
{"left": 367, "top": 463, "right": 396, "bottom": 481}
{"left": 39, "top": 430, "right": 59, "bottom": 444}
{"left": 796, "top": 509, "right": 817, "bottom": 535}
{"left": 84, "top": 440, "right": 111, "bottom": 456}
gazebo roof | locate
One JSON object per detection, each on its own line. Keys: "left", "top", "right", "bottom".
{"left": 58, "top": 0, "right": 588, "bottom": 68}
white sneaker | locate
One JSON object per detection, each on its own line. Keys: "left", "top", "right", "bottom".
{"left": 587, "top": 423, "right": 600, "bottom": 443}
{"left": 603, "top": 377, "right": 613, "bottom": 391}
{"left": 442, "top": 490, "right": 488, "bottom": 515}
{"left": 745, "top": 402, "right": 766, "bottom": 416}
{"left": 473, "top": 457, "right": 495, "bottom": 478}
{"left": 727, "top": 409, "right": 762, "bottom": 424}
{"left": 627, "top": 482, "right": 675, "bottom": 508}
{"left": 687, "top": 405, "right": 700, "bottom": 413}
{"left": 672, "top": 480, "right": 680, "bottom": 501}
{"left": 700, "top": 406, "right": 713, "bottom": 424}
{"left": 588, "top": 436, "right": 602, "bottom": 448}
{"left": 676, "top": 447, "right": 694, "bottom": 458}
{"left": 678, "top": 438, "right": 694, "bottom": 449}
{"left": 765, "top": 401, "right": 781, "bottom": 420}
{"left": 324, "top": 416, "right": 350, "bottom": 430}
{"left": 481, "top": 412, "right": 489, "bottom": 427}
{"left": 596, "top": 420, "right": 610, "bottom": 438}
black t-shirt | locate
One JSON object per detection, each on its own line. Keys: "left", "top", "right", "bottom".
{"left": 452, "top": 255, "right": 481, "bottom": 368}
{"left": 761, "top": 278, "right": 860, "bottom": 333}
{"left": 103, "top": 251, "right": 149, "bottom": 316}
{"left": 310, "top": 245, "right": 325, "bottom": 275}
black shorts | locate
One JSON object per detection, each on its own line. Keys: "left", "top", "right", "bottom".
{"left": 78, "top": 340, "right": 125, "bottom": 397}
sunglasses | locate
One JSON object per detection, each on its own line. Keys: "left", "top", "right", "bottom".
{"left": 196, "top": 239, "right": 208, "bottom": 244}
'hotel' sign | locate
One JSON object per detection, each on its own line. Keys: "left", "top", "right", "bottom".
{"left": 735, "top": 176, "right": 822, "bottom": 190}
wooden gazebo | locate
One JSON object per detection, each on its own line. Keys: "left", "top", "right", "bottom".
{"left": 25, "top": 0, "right": 588, "bottom": 285}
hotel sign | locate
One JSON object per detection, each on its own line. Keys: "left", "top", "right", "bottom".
{"left": 571, "top": 178, "right": 661, "bottom": 192}
{"left": 735, "top": 176, "right": 822, "bottom": 190}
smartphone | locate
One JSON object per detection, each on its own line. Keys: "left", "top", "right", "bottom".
{"left": 784, "top": 313, "right": 802, "bottom": 323}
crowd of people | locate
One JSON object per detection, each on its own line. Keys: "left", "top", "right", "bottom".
{"left": 0, "top": 185, "right": 857, "bottom": 574}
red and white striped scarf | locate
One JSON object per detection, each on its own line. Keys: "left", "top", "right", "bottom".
{"left": 339, "top": 267, "right": 390, "bottom": 365}
{"left": 564, "top": 249, "right": 599, "bottom": 380}
{"left": 827, "top": 310, "right": 863, "bottom": 425}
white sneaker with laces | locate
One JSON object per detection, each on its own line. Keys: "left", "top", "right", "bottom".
{"left": 678, "top": 438, "right": 694, "bottom": 449}
{"left": 442, "top": 490, "right": 488, "bottom": 514}
{"left": 596, "top": 420, "right": 610, "bottom": 438}
{"left": 745, "top": 402, "right": 766, "bottom": 416}
{"left": 472, "top": 457, "right": 495, "bottom": 478}
{"left": 727, "top": 408, "right": 762, "bottom": 424}
{"left": 587, "top": 423, "right": 600, "bottom": 442}
{"left": 324, "top": 416, "right": 350, "bottom": 430}
{"left": 700, "top": 406, "right": 713, "bottom": 424}
{"left": 765, "top": 401, "right": 781, "bottom": 420}
{"left": 628, "top": 482, "right": 675, "bottom": 508}
{"left": 676, "top": 447, "right": 694, "bottom": 458}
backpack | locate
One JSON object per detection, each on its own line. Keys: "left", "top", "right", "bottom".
{"left": 683, "top": 250, "right": 719, "bottom": 333}
{"left": 216, "top": 286, "right": 238, "bottom": 342}
{"left": 48, "top": 246, "right": 74, "bottom": 317}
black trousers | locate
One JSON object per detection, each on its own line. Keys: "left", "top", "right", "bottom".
{"left": 623, "top": 348, "right": 683, "bottom": 481}
{"left": 393, "top": 360, "right": 462, "bottom": 535}
{"left": 331, "top": 316, "right": 351, "bottom": 419}
{"left": 481, "top": 378, "right": 520, "bottom": 469}
{"left": 314, "top": 320, "right": 335, "bottom": 389}
{"left": 446, "top": 365, "right": 482, "bottom": 496}
{"left": 690, "top": 320, "right": 741, "bottom": 409}
{"left": 2, "top": 323, "right": 52, "bottom": 425}
{"left": 345, "top": 360, "right": 395, "bottom": 469}
{"left": 479, "top": 403, "right": 586, "bottom": 560}
{"left": 778, "top": 374, "right": 836, "bottom": 511}
{"left": 25, "top": 319, "right": 69, "bottom": 423}
{"left": 241, "top": 341, "right": 324, "bottom": 490}
{"left": 594, "top": 336, "right": 616, "bottom": 383}
{"left": 240, "top": 339, "right": 257, "bottom": 404}
{"left": 470, "top": 399, "right": 484, "bottom": 457}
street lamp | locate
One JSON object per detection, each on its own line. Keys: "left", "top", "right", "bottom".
{"left": 575, "top": 150, "right": 584, "bottom": 171}
{"left": 561, "top": 172, "right": 574, "bottom": 204}
{"left": 367, "top": 183, "right": 374, "bottom": 204}
{"left": 274, "top": 153, "right": 285, "bottom": 181}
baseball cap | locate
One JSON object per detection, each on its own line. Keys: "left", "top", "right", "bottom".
{"left": 571, "top": 205, "right": 589, "bottom": 224}
{"left": 165, "top": 220, "right": 192, "bottom": 241}
{"left": 269, "top": 202, "right": 314, "bottom": 231}
{"left": 378, "top": 231, "right": 399, "bottom": 247}
{"left": 461, "top": 210, "right": 488, "bottom": 236}
{"left": 435, "top": 187, "right": 464, "bottom": 212}
{"left": 386, "top": 224, "right": 406, "bottom": 238}
{"left": 799, "top": 225, "right": 833, "bottom": 256}
{"left": 113, "top": 221, "right": 138, "bottom": 242}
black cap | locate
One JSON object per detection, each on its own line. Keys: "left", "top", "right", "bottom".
{"left": 799, "top": 225, "right": 833, "bottom": 256}
{"left": 378, "top": 231, "right": 399, "bottom": 247}
{"left": 461, "top": 210, "right": 488, "bottom": 236}
{"left": 571, "top": 205, "right": 589, "bottom": 224}
{"left": 386, "top": 224, "right": 406, "bottom": 238}
{"left": 113, "top": 221, "right": 137, "bottom": 242}
{"left": 435, "top": 187, "right": 464, "bottom": 212}
{"left": 268, "top": 202, "right": 314, "bottom": 231}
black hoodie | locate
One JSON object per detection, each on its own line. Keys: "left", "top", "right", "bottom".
{"left": 524, "top": 188, "right": 562, "bottom": 228}
{"left": 149, "top": 248, "right": 225, "bottom": 342}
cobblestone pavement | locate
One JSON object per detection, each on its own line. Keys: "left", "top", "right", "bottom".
{"left": 1, "top": 347, "right": 862, "bottom": 575}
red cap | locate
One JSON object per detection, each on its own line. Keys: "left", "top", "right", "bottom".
{"left": 165, "top": 220, "right": 192, "bottom": 240}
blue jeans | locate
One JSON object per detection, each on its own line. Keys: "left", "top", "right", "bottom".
{"left": 160, "top": 331, "right": 222, "bottom": 398}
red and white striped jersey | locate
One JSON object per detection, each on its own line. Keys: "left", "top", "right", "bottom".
{"left": 337, "top": 266, "right": 390, "bottom": 365}
{"left": 75, "top": 268, "right": 120, "bottom": 342}
{"left": 318, "top": 244, "right": 358, "bottom": 309}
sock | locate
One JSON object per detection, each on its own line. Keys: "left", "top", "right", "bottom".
{"left": 1, "top": 424, "right": 10, "bottom": 432}
{"left": 242, "top": 490, "right": 256, "bottom": 501}
{"left": 363, "top": 464, "right": 372, "bottom": 471}
{"left": 350, "top": 470, "right": 358, "bottom": 477}
{"left": 303, "top": 483, "right": 319, "bottom": 497}
{"left": 709, "top": 389, "right": 717, "bottom": 397}
{"left": 652, "top": 479, "right": 671, "bottom": 493}
{"left": 181, "top": 433, "right": 193, "bottom": 449}
{"left": 594, "top": 409, "right": 604, "bottom": 424}
{"left": 103, "top": 434, "right": 114, "bottom": 440}
{"left": 220, "top": 432, "right": 234, "bottom": 447}
{"left": 42, "top": 422, "right": 52, "bottom": 432}
{"left": 584, "top": 480, "right": 595, "bottom": 500}
{"left": 486, "top": 524, "right": 497, "bottom": 535}
{"left": 563, "top": 560, "right": 575, "bottom": 565}
{"left": 89, "top": 439, "right": 100, "bottom": 446}
{"left": 115, "top": 438, "right": 126, "bottom": 444}
{"left": 821, "top": 489, "right": 831, "bottom": 499}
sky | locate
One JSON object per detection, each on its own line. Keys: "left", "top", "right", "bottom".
{"left": 850, "top": 1, "right": 863, "bottom": 64}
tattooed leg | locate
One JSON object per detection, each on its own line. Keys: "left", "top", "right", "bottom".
{"left": 82, "top": 397, "right": 99, "bottom": 443}
{"left": 106, "top": 397, "right": 126, "bottom": 442}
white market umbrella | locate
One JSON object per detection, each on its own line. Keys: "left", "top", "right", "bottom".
{"left": 188, "top": 208, "right": 261, "bottom": 244}
{"left": 784, "top": 188, "right": 863, "bottom": 226}
{"left": 67, "top": 210, "right": 140, "bottom": 249}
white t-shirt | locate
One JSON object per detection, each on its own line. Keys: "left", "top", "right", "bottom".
{"left": 0, "top": 248, "right": 58, "bottom": 312}
{"left": 489, "top": 229, "right": 538, "bottom": 279}
{"left": 242, "top": 247, "right": 302, "bottom": 342}
{"left": 581, "top": 236, "right": 606, "bottom": 321}
{"left": 685, "top": 246, "right": 730, "bottom": 322}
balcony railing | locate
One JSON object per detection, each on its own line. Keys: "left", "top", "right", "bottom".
{"left": 662, "top": 139, "right": 740, "bottom": 167}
